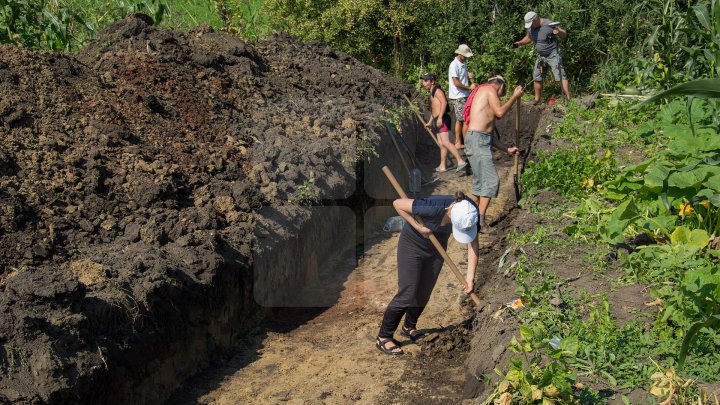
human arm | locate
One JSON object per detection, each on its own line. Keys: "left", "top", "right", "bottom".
{"left": 513, "top": 34, "right": 532, "bottom": 48}
{"left": 552, "top": 26, "right": 567, "bottom": 39}
{"left": 489, "top": 86, "right": 524, "bottom": 119}
{"left": 393, "top": 199, "right": 432, "bottom": 238}
{"left": 435, "top": 89, "right": 448, "bottom": 127}
{"left": 490, "top": 134, "right": 520, "bottom": 155}
{"left": 452, "top": 76, "right": 476, "bottom": 92}
{"left": 464, "top": 237, "right": 479, "bottom": 293}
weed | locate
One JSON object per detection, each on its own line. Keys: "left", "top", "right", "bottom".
{"left": 0, "top": 345, "right": 26, "bottom": 375}
{"left": 353, "top": 131, "right": 379, "bottom": 163}
{"left": 294, "top": 176, "right": 317, "bottom": 205}
{"left": 107, "top": 281, "right": 143, "bottom": 332}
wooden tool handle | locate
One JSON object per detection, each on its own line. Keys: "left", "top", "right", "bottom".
{"left": 402, "top": 94, "right": 441, "bottom": 148}
{"left": 382, "top": 166, "right": 481, "bottom": 306}
{"left": 514, "top": 99, "right": 521, "bottom": 179}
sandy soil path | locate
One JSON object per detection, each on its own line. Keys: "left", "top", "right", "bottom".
{"left": 170, "top": 150, "right": 517, "bottom": 405}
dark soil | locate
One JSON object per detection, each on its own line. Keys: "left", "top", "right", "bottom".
{"left": 0, "top": 14, "right": 412, "bottom": 404}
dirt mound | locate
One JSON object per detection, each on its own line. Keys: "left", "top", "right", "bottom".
{"left": 0, "top": 14, "right": 412, "bottom": 403}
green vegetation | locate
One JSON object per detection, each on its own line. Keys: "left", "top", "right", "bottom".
{"left": 294, "top": 177, "right": 318, "bottom": 205}
{"left": 0, "top": 0, "right": 220, "bottom": 51}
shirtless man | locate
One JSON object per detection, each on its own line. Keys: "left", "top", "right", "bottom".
{"left": 420, "top": 73, "right": 467, "bottom": 172}
{"left": 464, "top": 75, "right": 522, "bottom": 233}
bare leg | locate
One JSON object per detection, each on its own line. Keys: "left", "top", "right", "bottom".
{"left": 561, "top": 79, "right": 571, "bottom": 100}
{"left": 454, "top": 120, "right": 464, "bottom": 148}
{"left": 438, "top": 132, "right": 465, "bottom": 166}
{"left": 438, "top": 140, "right": 448, "bottom": 170}
{"left": 478, "top": 196, "right": 491, "bottom": 217}
{"left": 534, "top": 80, "right": 543, "bottom": 103}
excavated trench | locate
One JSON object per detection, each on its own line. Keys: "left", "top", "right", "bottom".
{"left": 0, "top": 13, "right": 546, "bottom": 404}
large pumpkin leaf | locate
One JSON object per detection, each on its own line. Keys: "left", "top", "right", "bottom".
{"left": 704, "top": 175, "right": 720, "bottom": 193}
{"left": 644, "top": 163, "right": 671, "bottom": 190}
{"left": 668, "top": 165, "right": 720, "bottom": 189}
{"left": 671, "top": 226, "right": 709, "bottom": 255}
{"left": 601, "top": 199, "right": 640, "bottom": 243}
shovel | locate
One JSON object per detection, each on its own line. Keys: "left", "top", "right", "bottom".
{"left": 382, "top": 166, "right": 481, "bottom": 306}
{"left": 513, "top": 98, "right": 522, "bottom": 202}
{"left": 386, "top": 125, "right": 422, "bottom": 193}
{"left": 402, "top": 94, "right": 441, "bottom": 149}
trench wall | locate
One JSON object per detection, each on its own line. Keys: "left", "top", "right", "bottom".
{"left": 110, "top": 117, "right": 423, "bottom": 404}
{"left": 252, "top": 117, "right": 421, "bottom": 308}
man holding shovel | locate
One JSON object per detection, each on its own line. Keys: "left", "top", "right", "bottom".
{"left": 513, "top": 11, "right": 571, "bottom": 104}
{"left": 420, "top": 73, "right": 467, "bottom": 173}
{"left": 464, "top": 75, "right": 522, "bottom": 234}
{"left": 376, "top": 192, "right": 479, "bottom": 355}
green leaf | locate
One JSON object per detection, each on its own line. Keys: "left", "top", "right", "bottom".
{"left": 519, "top": 325, "right": 534, "bottom": 341}
{"left": 640, "top": 215, "right": 676, "bottom": 234}
{"left": 607, "top": 199, "right": 640, "bottom": 231}
{"left": 667, "top": 165, "right": 720, "bottom": 189}
{"left": 560, "top": 336, "right": 579, "bottom": 357}
{"left": 633, "top": 79, "right": 720, "bottom": 109}
{"left": 686, "top": 229, "right": 710, "bottom": 251}
{"left": 601, "top": 370, "right": 617, "bottom": 387}
{"left": 704, "top": 176, "right": 720, "bottom": 193}
{"left": 693, "top": 4, "right": 712, "bottom": 31}
{"left": 679, "top": 315, "right": 720, "bottom": 368}
{"left": 506, "top": 367, "right": 523, "bottom": 382}
{"left": 644, "top": 163, "right": 671, "bottom": 190}
{"left": 671, "top": 226, "right": 692, "bottom": 245}
{"left": 671, "top": 227, "right": 709, "bottom": 253}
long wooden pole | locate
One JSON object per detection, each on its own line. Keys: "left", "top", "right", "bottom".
{"left": 387, "top": 125, "right": 412, "bottom": 178}
{"left": 402, "top": 94, "right": 441, "bottom": 148}
{"left": 514, "top": 98, "right": 520, "bottom": 177}
{"left": 513, "top": 99, "right": 522, "bottom": 199}
{"left": 382, "top": 166, "right": 481, "bottom": 306}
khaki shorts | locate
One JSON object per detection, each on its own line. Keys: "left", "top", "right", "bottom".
{"left": 533, "top": 50, "right": 567, "bottom": 82}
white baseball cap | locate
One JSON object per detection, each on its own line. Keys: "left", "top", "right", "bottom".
{"left": 524, "top": 11, "right": 538, "bottom": 28}
{"left": 450, "top": 200, "right": 478, "bottom": 244}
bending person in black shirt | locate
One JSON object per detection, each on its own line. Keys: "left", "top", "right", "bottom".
{"left": 376, "top": 192, "right": 479, "bottom": 355}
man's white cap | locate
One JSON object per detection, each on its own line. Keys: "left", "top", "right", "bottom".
{"left": 524, "top": 11, "right": 538, "bottom": 28}
{"left": 454, "top": 44, "right": 473, "bottom": 58}
{"left": 450, "top": 200, "right": 478, "bottom": 244}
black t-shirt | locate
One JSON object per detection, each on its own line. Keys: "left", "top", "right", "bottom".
{"left": 401, "top": 195, "right": 477, "bottom": 248}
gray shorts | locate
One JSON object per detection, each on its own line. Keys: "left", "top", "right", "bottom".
{"left": 533, "top": 50, "right": 567, "bottom": 82}
{"left": 465, "top": 130, "right": 499, "bottom": 198}
{"left": 449, "top": 98, "right": 467, "bottom": 122}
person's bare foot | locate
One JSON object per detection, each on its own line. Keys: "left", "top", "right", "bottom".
{"left": 455, "top": 143, "right": 465, "bottom": 149}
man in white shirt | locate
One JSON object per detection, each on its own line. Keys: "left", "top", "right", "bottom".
{"left": 448, "top": 44, "right": 476, "bottom": 149}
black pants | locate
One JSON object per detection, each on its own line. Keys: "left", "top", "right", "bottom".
{"left": 378, "top": 231, "right": 445, "bottom": 338}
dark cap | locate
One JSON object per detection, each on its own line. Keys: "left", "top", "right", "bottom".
{"left": 420, "top": 73, "right": 437, "bottom": 81}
